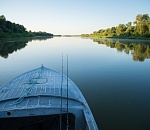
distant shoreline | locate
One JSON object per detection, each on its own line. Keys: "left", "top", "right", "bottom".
{"left": 81, "top": 35, "right": 150, "bottom": 41}
{"left": 61, "top": 35, "right": 81, "bottom": 37}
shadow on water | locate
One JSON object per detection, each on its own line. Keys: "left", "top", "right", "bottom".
{"left": 0, "top": 37, "right": 53, "bottom": 59}
{"left": 92, "top": 38, "right": 150, "bottom": 62}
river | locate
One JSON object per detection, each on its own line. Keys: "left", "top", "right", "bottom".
{"left": 0, "top": 37, "right": 150, "bottom": 130}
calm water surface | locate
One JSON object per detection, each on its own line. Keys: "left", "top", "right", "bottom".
{"left": 0, "top": 37, "right": 150, "bottom": 130}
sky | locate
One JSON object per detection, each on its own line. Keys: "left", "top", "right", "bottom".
{"left": 1, "top": 0, "right": 150, "bottom": 35}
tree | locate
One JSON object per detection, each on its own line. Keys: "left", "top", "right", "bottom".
{"left": 142, "top": 14, "right": 149, "bottom": 20}
{"left": 126, "top": 22, "right": 134, "bottom": 35}
{"left": 116, "top": 24, "right": 127, "bottom": 36}
{"left": 145, "top": 19, "right": 150, "bottom": 33}
{"left": 134, "top": 15, "right": 149, "bottom": 35}
{"left": 126, "top": 22, "right": 132, "bottom": 27}
{"left": 6, "top": 21, "right": 13, "bottom": 33}
{"left": 139, "top": 20, "right": 149, "bottom": 34}
{"left": 0, "top": 15, "right": 6, "bottom": 20}
{"left": 136, "top": 14, "right": 143, "bottom": 23}
{"left": 103, "top": 28, "right": 110, "bottom": 36}
{"left": 110, "top": 27, "right": 116, "bottom": 36}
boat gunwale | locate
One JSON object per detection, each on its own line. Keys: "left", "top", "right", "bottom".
{"left": 0, "top": 94, "right": 85, "bottom": 109}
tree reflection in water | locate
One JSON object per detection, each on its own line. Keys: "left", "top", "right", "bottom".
{"left": 93, "top": 38, "right": 150, "bottom": 62}
{"left": 0, "top": 37, "right": 53, "bottom": 59}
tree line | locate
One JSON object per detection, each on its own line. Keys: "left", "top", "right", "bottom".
{"left": 81, "top": 14, "right": 150, "bottom": 39}
{"left": 0, "top": 15, "right": 53, "bottom": 38}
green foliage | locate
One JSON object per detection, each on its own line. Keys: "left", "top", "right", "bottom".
{"left": 82, "top": 33, "right": 90, "bottom": 37}
{"left": 0, "top": 15, "right": 6, "bottom": 20}
{"left": 0, "top": 15, "right": 53, "bottom": 38}
{"left": 0, "top": 15, "right": 27, "bottom": 35}
{"left": 116, "top": 24, "right": 127, "bottom": 36}
{"left": 32, "top": 31, "right": 53, "bottom": 37}
{"left": 81, "top": 14, "right": 150, "bottom": 39}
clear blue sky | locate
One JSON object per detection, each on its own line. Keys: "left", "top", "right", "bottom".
{"left": 1, "top": 0, "right": 150, "bottom": 35}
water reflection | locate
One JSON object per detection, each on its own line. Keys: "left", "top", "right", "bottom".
{"left": 0, "top": 37, "right": 53, "bottom": 59}
{"left": 93, "top": 38, "right": 150, "bottom": 62}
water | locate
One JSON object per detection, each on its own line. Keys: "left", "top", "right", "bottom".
{"left": 0, "top": 37, "right": 150, "bottom": 130}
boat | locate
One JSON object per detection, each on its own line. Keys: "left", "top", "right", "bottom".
{"left": 0, "top": 65, "right": 98, "bottom": 130}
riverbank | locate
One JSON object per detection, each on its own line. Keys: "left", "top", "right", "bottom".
{"left": 81, "top": 34, "right": 150, "bottom": 41}
{"left": 0, "top": 32, "right": 53, "bottom": 39}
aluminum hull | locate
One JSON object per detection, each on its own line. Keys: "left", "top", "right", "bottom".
{"left": 0, "top": 66, "right": 98, "bottom": 130}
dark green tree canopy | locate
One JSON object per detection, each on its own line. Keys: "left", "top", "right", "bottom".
{"left": 0, "top": 15, "right": 53, "bottom": 38}
{"left": 0, "top": 15, "right": 6, "bottom": 20}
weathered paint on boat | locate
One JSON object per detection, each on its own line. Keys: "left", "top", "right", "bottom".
{"left": 0, "top": 66, "right": 98, "bottom": 130}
